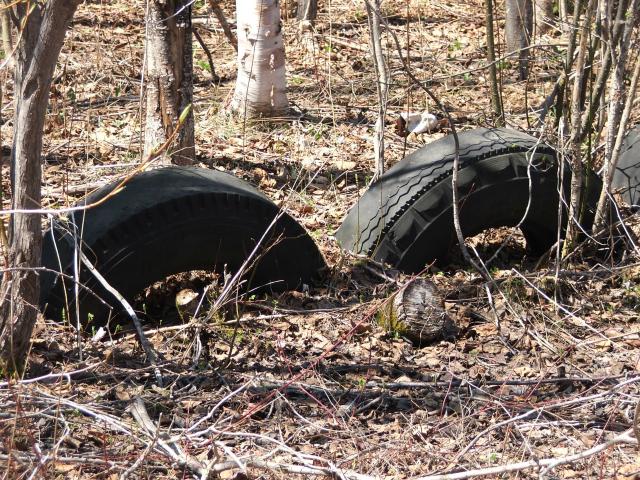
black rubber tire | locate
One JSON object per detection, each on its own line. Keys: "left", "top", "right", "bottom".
{"left": 612, "top": 124, "right": 640, "bottom": 207}
{"left": 336, "top": 128, "right": 593, "bottom": 273}
{"left": 40, "top": 166, "right": 326, "bottom": 324}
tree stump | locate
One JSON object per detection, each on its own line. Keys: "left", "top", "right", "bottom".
{"left": 377, "top": 279, "right": 456, "bottom": 346}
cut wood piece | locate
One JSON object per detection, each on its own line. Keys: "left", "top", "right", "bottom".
{"left": 377, "top": 279, "right": 456, "bottom": 346}
{"left": 175, "top": 288, "right": 200, "bottom": 320}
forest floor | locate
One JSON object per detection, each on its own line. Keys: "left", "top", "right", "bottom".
{"left": 1, "top": 0, "right": 640, "bottom": 479}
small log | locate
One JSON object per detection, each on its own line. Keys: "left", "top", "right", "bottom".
{"left": 377, "top": 279, "right": 456, "bottom": 346}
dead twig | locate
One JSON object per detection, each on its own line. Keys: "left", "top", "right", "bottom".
{"left": 207, "top": 0, "right": 237, "bottom": 51}
{"left": 128, "top": 397, "right": 209, "bottom": 478}
{"left": 0, "top": 363, "right": 98, "bottom": 388}
{"left": 449, "top": 375, "right": 640, "bottom": 471}
{"left": 193, "top": 26, "right": 219, "bottom": 82}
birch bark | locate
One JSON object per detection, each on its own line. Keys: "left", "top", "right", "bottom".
{"left": 232, "top": 0, "right": 289, "bottom": 118}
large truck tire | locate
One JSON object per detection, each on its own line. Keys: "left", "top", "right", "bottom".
{"left": 336, "top": 128, "right": 598, "bottom": 272}
{"left": 612, "top": 124, "right": 640, "bottom": 207}
{"left": 40, "top": 166, "right": 325, "bottom": 324}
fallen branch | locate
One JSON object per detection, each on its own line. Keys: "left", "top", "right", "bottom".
{"left": 209, "top": 458, "right": 375, "bottom": 479}
{"left": 451, "top": 376, "right": 640, "bottom": 470}
{"left": 0, "top": 453, "right": 118, "bottom": 467}
{"left": 0, "top": 363, "right": 98, "bottom": 388}
{"left": 207, "top": 0, "right": 237, "bottom": 51}
{"left": 413, "top": 430, "right": 636, "bottom": 480}
{"left": 128, "top": 397, "right": 209, "bottom": 478}
{"left": 193, "top": 26, "right": 219, "bottom": 82}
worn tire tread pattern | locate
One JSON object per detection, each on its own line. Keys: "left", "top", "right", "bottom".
{"left": 612, "top": 124, "right": 640, "bottom": 206}
{"left": 336, "top": 128, "right": 570, "bottom": 272}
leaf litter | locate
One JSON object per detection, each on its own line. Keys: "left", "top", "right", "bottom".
{"left": 1, "top": 0, "right": 640, "bottom": 479}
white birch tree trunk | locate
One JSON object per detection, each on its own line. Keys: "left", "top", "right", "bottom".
{"left": 0, "top": 0, "right": 13, "bottom": 66}
{"left": 232, "top": 0, "right": 289, "bottom": 118}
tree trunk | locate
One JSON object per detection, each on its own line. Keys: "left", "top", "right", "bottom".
{"left": 366, "top": 0, "right": 387, "bottom": 180}
{"left": 534, "top": 0, "right": 554, "bottom": 34}
{"left": 296, "top": 0, "right": 317, "bottom": 53}
{"left": 232, "top": 0, "right": 289, "bottom": 118}
{"left": 208, "top": 0, "right": 238, "bottom": 51}
{"left": 593, "top": 0, "right": 639, "bottom": 230}
{"left": 505, "top": 0, "right": 533, "bottom": 80}
{"left": 0, "top": 0, "right": 12, "bottom": 65}
{"left": 0, "top": 0, "right": 82, "bottom": 375}
{"left": 144, "top": 0, "right": 195, "bottom": 166}
{"left": 296, "top": 0, "right": 317, "bottom": 21}
{"left": 563, "top": 0, "right": 595, "bottom": 255}
{"left": 559, "top": 0, "right": 569, "bottom": 31}
{"left": 486, "top": 0, "right": 504, "bottom": 126}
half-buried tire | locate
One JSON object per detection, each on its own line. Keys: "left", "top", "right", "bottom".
{"left": 336, "top": 128, "right": 597, "bottom": 273}
{"left": 40, "top": 166, "right": 325, "bottom": 325}
{"left": 612, "top": 124, "right": 640, "bottom": 207}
